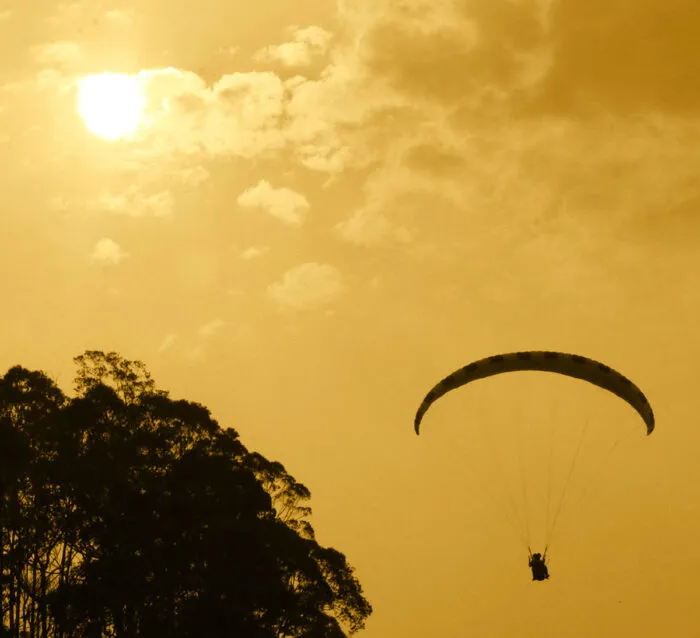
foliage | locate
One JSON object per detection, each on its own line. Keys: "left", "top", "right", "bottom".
{"left": 0, "top": 352, "right": 371, "bottom": 637}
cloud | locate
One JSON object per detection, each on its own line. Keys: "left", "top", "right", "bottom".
{"left": 0, "top": 55, "right": 388, "bottom": 182}
{"left": 283, "top": 59, "right": 406, "bottom": 175}
{"left": 277, "top": 0, "right": 695, "bottom": 257}
{"left": 268, "top": 262, "right": 344, "bottom": 311}
{"left": 184, "top": 346, "right": 205, "bottom": 361}
{"left": 295, "top": 142, "right": 352, "bottom": 174}
{"left": 49, "top": 196, "right": 70, "bottom": 211}
{"left": 158, "top": 320, "right": 245, "bottom": 359}
{"left": 533, "top": 0, "right": 700, "bottom": 115}
{"left": 335, "top": 205, "right": 411, "bottom": 246}
{"left": 333, "top": 135, "right": 449, "bottom": 246}
{"left": 178, "top": 165, "right": 210, "bottom": 186}
{"left": 198, "top": 318, "right": 226, "bottom": 338}
{"left": 254, "top": 26, "right": 333, "bottom": 67}
{"left": 45, "top": 2, "right": 83, "bottom": 27}
{"left": 339, "top": 0, "right": 550, "bottom": 107}
{"left": 136, "top": 68, "right": 287, "bottom": 158}
{"left": 45, "top": 3, "right": 132, "bottom": 30}
{"left": 91, "top": 238, "right": 128, "bottom": 265}
{"left": 132, "top": 62, "right": 395, "bottom": 174}
{"left": 158, "top": 333, "right": 178, "bottom": 353}
{"left": 218, "top": 45, "right": 241, "bottom": 57}
{"left": 32, "top": 41, "right": 84, "bottom": 67}
{"left": 237, "top": 180, "right": 309, "bottom": 225}
{"left": 336, "top": 0, "right": 700, "bottom": 117}
{"left": 94, "top": 188, "right": 174, "bottom": 217}
{"left": 104, "top": 9, "right": 134, "bottom": 26}
{"left": 240, "top": 245, "right": 270, "bottom": 260}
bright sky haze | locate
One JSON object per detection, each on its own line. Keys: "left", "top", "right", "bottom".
{"left": 1, "top": 1, "right": 700, "bottom": 636}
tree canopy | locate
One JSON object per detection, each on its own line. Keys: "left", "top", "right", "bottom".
{"left": 0, "top": 351, "right": 372, "bottom": 637}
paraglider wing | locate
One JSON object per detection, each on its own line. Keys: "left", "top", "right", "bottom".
{"left": 414, "top": 351, "right": 654, "bottom": 435}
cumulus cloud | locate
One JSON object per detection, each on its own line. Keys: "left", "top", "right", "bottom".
{"left": 268, "top": 262, "right": 344, "bottom": 311}
{"left": 7, "top": 54, "right": 388, "bottom": 182}
{"left": 254, "top": 26, "right": 333, "bottom": 67}
{"left": 91, "top": 238, "right": 128, "bottom": 265}
{"left": 283, "top": 60, "right": 406, "bottom": 174}
{"left": 136, "top": 68, "right": 287, "bottom": 158}
{"left": 335, "top": 206, "right": 411, "bottom": 246}
{"left": 237, "top": 180, "right": 309, "bottom": 225}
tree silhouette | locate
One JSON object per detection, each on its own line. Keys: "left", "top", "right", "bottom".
{"left": 0, "top": 351, "right": 372, "bottom": 637}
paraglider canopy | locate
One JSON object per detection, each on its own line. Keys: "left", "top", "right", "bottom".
{"left": 414, "top": 351, "right": 654, "bottom": 436}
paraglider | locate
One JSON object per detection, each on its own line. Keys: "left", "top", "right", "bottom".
{"left": 528, "top": 551, "right": 549, "bottom": 581}
{"left": 414, "top": 351, "right": 654, "bottom": 436}
{"left": 413, "top": 351, "right": 655, "bottom": 581}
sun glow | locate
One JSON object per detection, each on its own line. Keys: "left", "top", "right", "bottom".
{"left": 77, "top": 73, "right": 145, "bottom": 140}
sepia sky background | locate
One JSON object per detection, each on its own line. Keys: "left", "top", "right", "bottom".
{"left": 2, "top": 1, "right": 700, "bottom": 635}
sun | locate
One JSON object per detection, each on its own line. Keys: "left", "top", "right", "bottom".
{"left": 77, "top": 73, "right": 146, "bottom": 141}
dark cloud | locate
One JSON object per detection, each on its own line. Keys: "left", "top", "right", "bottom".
{"left": 348, "top": 0, "right": 700, "bottom": 117}
{"left": 530, "top": 0, "right": 700, "bottom": 115}
{"left": 402, "top": 143, "right": 465, "bottom": 176}
{"left": 352, "top": 0, "right": 547, "bottom": 104}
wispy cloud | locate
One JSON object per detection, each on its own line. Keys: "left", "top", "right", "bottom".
{"left": 104, "top": 9, "right": 134, "bottom": 26}
{"left": 184, "top": 346, "right": 205, "bottom": 361}
{"left": 179, "top": 165, "right": 210, "bottom": 186}
{"left": 158, "top": 333, "right": 178, "bottom": 353}
{"left": 198, "top": 318, "right": 226, "bottom": 338}
{"left": 240, "top": 245, "right": 270, "bottom": 260}
{"left": 32, "top": 41, "right": 83, "bottom": 67}
{"left": 94, "top": 188, "right": 174, "bottom": 217}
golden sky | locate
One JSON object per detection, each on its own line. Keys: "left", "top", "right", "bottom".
{"left": 2, "top": 1, "right": 700, "bottom": 635}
